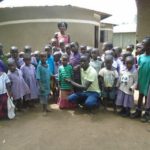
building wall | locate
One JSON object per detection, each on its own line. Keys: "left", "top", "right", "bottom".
{"left": 136, "top": 0, "right": 150, "bottom": 41}
{"left": 113, "top": 32, "right": 136, "bottom": 49}
{"left": 0, "top": 6, "right": 100, "bottom": 52}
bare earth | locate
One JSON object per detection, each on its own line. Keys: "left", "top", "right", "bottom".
{"left": 0, "top": 101, "right": 150, "bottom": 150}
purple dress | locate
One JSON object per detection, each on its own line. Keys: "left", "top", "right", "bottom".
{"left": 20, "top": 64, "right": 39, "bottom": 100}
{"left": 7, "top": 69, "right": 30, "bottom": 100}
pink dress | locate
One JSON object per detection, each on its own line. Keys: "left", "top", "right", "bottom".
{"left": 56, "top": 32, "right": 70, "bottom": 45}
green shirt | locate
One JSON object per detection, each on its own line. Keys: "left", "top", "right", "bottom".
{"left": 58, "top": 64, "right": 73, "bottom": 90}
{"left": 138, "top": 54, "right": 150, "bottom": 96}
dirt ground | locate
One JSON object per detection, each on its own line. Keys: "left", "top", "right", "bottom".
{"left": 1, "top": 100, "right": 150, "bottom": 150}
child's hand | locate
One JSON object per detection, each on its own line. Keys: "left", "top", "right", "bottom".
{"left": 129, "top": 88, "right": 133, "bottom": 92}
{"left": 65, "top": 78, "right": 71, "bottom": 83}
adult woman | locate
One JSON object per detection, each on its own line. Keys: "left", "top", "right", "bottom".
{"left": 54, "top": 22, "right": 71, "bottom": 46}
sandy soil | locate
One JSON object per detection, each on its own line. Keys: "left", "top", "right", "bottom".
{"left": 0, "top": 102, "right": 150, "bottom": 150}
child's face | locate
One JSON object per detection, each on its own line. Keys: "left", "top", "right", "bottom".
{"left": 24, "top": 58, "right": 31, "bottom": 66}
{"left": 126, "top": 60, "right": 133, "bottom": 70}
{"left": 54, "top": 54, "right": 60, "bottom": 62}
{"left": 62, "top": 57, "right": 68, "bottom": 66}
{"left": 59, "top": 23, "right": 66, "bottom": 32}
{"left": 66, "top": 47, "right": 71, "bottom": 55}
{"left": 60, "top": 42, "right": 65, "bottom": 50}
{"left": 71, "top": 45, "right": 78, "bottom": 53}
{"left": 91, "top": 50, "right": 97, "bottom": 59}
{"left": 11, "top": 51, "right": 18, "bottom": 59}
{"left": 40, "top": 54, "right": 47, "bottom": 64}
{"left": 142, "top": 39, "right": 150, "bottom": 55}
{"left": 105, "top": 59, "right": 113, "bottom": 69}
{"left": 9, "top": 64, "right": 16, "bottom": 72}
{"left": 80, "top": 48, "right": 86, "bottom": 54}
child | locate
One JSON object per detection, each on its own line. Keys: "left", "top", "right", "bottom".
{"left": 80, "top": 45, "right": 87, "bottom": 56}
{"left": 44, "top": 45, "right": 55, "bottom": 75}
{"left": 65, "top": 44, "right": 71, "bottom": 57}
{"left": 8, "top": 46, "right": 24, "bottom": 69}
{"left": 24, "top": 45, "right": 37, "bottom": 68}
{"left": 90, "top": 48, "right": 102, "bottom": 74}
{"left": 131, "top": 37, "right": 150, "bottom": 119}
{"left": 36, "top": 51, "right": 51, "bottom": 115}
{"left": 69, "top": 42, "right": 81, "bottom": 91}
{"left": 7, "top": 60, "right": 30, "bottom": 111}
{"left": 99, "top": 55, "right": 118, "bottom": 110}
{"left": 116, "top": 56, "right": 137, "bottom": 117}
{"left": 57, "top": 54, "right": 76, "bottom": 109}
{"left": 20, "top": 54, "right": 39, "bottom": 107}
{"left": 59, "top": 40, "right": 66, "bottom": 55}
{"left": 0, "top": 68, "right": 11, "bottom": 119}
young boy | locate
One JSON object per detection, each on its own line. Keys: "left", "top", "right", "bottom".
{"left": 99, "top": 55, "right": 118, "bottom": 110}
{"left": 36, "top": 52, "right": 52, "bottom": 116}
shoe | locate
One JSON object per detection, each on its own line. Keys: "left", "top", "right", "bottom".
{"left": 130, "top": 110, "right": 141, "bottom": 119}
{"left": 122, "top": 111, "right": 130, "bottom": 117}
{"left": 118, "top": 108, "right": 126, "bottom": 115}
{"left": 141, "top": 112, "right": 150, "bottom": 123}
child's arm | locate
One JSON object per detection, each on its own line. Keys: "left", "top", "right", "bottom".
{"left": 130, "top": 71, "right": 138, "bottom": 91}
{"left": 98, "top": 75, "right": 104, "bottom": 91}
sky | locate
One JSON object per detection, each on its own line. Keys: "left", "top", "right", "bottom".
{"left": 0, "top": 0, "right": 137, "bottom": 24}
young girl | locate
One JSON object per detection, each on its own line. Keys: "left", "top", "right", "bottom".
{"left": 7, "top": 60, "right": 30, "bottom": 111}
{"left": 20, "top": 54, "right": 39, "bottom": 107}
{"left": 0, "top": 67, "right": 11, "bottom": 119}
{"left": 36, "top": 51, "right": 51, "bottom": 115}
{"left": 116, "top": 56, "right": 137, "bottom": 117}
{"left": 99, "top": 55, "right": 118, "bottom": 110}
{"left": 58, "top": 54, "right": 77, "bottom": 109}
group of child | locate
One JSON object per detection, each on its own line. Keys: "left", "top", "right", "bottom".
{"left": 0, "top": 36, "right": 150, "bottom": 122}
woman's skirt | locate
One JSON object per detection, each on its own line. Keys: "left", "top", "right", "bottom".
{"left": 57, "top": 90, "right": 77, "bottom": 109}
{"left": 116, "top": 90, "right": 134, "bottom": 108}
{"left": 0, "top": 93, "right": 8, "bottom": 119}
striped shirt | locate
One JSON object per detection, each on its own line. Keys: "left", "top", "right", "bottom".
{"left": 58, "top": 64, "right": 73, "bottom": 90}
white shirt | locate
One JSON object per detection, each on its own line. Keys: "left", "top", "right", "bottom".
{"left": 0, "top": 72, "right": 10, "bottom": 94}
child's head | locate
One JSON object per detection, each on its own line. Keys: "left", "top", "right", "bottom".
{"left": 70, "top": 42, "right": 78, "bottom": 54}
{"left": 10, "top": 46, "right": 19, "bottom": 59}
{"left": 50, "top": 38, "right": 57, "bottom": 47}
{"left": 40, "top": 51, "right": 47, "bottom": 64}
{"left": 57, "top": 22, "right": 68, "bottom": 33}
{"left": 7, "top": 59, "right": 17, "bottom": 72}
{"left": 54, "top": 51, "right": 61, "bottom": 62}
{"left": 19, "top": 51, "right": 25, "bottom": 58}
{"left": 113, "top": 47, "right": 122, "bottom": 58}
{"left": 44, "top": 45, "right": 52, "bottom": 56}
{"left": 121, "top": 51, "right": 132, "bottom": 64}
{"left": 59, "top": 40, "right": 65, "bottom": 50}
{"left": 142, "top": 37, "right": 150, "bottom": 55}
{"left": 105, "top": 50, "right": 114, "bottom": 57}
{"left": 125, "top": 56, "right": 134, "bottom": 70}
{"left": 61, "top": 54, "right": 69, "bottom": 66}
{"left": 105, "top": 55, "right": 113, "bottom": 70}
{"left": 23, "top": 54, "right": 31, "bottom": 66}
{"left": 24, "top": 45, "right": 32, "bottom": 54}
{"left": 126, "top": 44, "right": 134, "bottom": 53}
{"left": 91, "top": 48, "right": 98, "bottom": 60}
{"left": 135, "top": 43, "right": 143, "bottom": 56}
{"left": 80, "top": 45, "right": 87, "bottom": 54}
{"left": 65, "top": 44, "right": 71, "bottom": 56}
{"left": 102, "top": 42, "right": 113, "bottom": 52}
